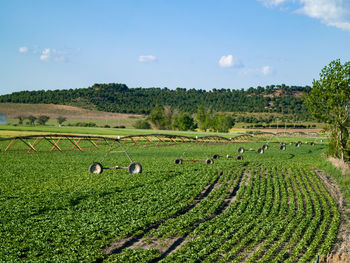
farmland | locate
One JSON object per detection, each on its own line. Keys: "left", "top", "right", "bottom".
{"left": 0, "top": 132, "right": 347, "bottom": 262}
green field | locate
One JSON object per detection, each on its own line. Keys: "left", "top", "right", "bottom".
{"left": 0, "top": 124, "right": 247, "bottom": 138}
{"left": 0, "top": 133, "right": 343, "bottom": 262}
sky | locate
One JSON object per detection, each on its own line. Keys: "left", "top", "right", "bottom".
{"left": 1, "top": 0, "right": 350, "bottom": 95}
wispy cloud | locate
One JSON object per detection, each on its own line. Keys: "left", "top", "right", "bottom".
{"left": 218, "top": 54, "right": 272, "bottom": 76}
{"left": 258, "top": 0, "right": 350, "bottom": 31}
{"left": 258, "top": 0, "right": 288, "bottom": 7}
{"left": 40, "top": 48, "right": 69, "bottom": 62}
{"left": 139, "top": 55, "right": 157, "bottom": 62}
{"left": 40, "top": 48, "right": 51, "bottom": 61}
{"left": 261, "top": 65, "right": 273, "bottom": 75}
{"left": 218, "top": 55, "right": 243, "bottom": 68}
{"left": 19, "top": 46, "right": 71, "bottom": 62}
{"left": 18, "top": 46, "right": 28, "bottom": 53}
{"left": 238, "top": 65, "right": 275, "bottom": 76}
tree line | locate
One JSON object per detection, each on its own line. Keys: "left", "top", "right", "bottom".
{"left": 135, "top": 105, "right": 235, "bottom": 132}
{"left": 15, "top": 115, "right": 66, "bottom": 126}
{"left": 0, "top": 83, "right": 312, "bottom": 120}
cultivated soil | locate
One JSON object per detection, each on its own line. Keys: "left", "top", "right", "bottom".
{"left": 0, "top": 103, "right": 143, "bottom": 120}
{"left": 103, "top": 171, "right": 247, "bottom": 260}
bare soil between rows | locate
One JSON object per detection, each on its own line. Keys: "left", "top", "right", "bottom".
{"left": 103, "top": 171, "right": 247, "bottom": 261}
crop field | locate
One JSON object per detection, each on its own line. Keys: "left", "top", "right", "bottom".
{"left": 0, "top": 136, "right": 341, "bottom": 262}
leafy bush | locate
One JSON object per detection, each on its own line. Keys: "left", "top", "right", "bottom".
{"left": 133, "top": 119, "right": 151, "bottom": 129}
{"left": 75, "top": 122, "right": 97, "bottom": 127}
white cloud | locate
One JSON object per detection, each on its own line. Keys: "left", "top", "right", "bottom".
{"left": 40, "top": 48, "right": 51, "bottom": 61}
{"left": 18, "top": 46, "right": 28, "bottom": 53}
{"left": 39, "top": 48, "right": 69, "bottom": 62}
{"left": 18, "top": 45, "right": 72, "bottom": 62}
{"left": 297, "top": 0, "right": 350, "bottom": 31}
{"left": 139, "top": 55, "right": 157, "bottom": 62}
{"left": 218, "top": 55, "right": 243, "bottom": 68}
{"left": 258, "top": 0, "right": 350, "bottom": 31}
{"left": 258, "top": 0, "right": 288, "bottom": 7}
{"left": 52, "top": 49, "right": 68, "bottom": 62}
{"left": 262, "top": 65, "right": 273, "bottom": 75}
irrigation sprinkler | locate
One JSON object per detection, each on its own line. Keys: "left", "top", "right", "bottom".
{"left": 173, "top": 135, "right": 227, "bottom": 165}
{"left": 257, "top": 148, "right": 264, "bottom": 154}
{"left": 89, "top": 139, "right": 143, "bottom": 174}
{"left": 88, "top": 162, "right": 142, "bottom": 174}
{"left": 174, "top": 157, "right": 214, "bottom": 165}
{"left": 213, "top": 154, "right": 220, "bottom": 159}
{"left": 280, "top": 143, "right": 286, "bottom": 151}
{"left": 205, "top": 158, "right": 214, "bottom": 164}
{"left": 237, "top": 147, "right": 245, "bottom": 154}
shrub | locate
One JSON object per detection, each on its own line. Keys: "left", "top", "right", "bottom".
{"left": 133, "top": 119, "right": 151, "bottom": 129}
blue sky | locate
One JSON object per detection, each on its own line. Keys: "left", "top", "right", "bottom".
{"left": 1, "top": 0, "right": 350, "bottom": 95}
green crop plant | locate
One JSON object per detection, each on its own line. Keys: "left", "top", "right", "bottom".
{"left": 0, "top": 138, "right": 342, "bottom": 262}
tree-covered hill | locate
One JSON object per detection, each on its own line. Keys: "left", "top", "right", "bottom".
{"left": 0, "top": 83, "right": 312, "bottom": 118}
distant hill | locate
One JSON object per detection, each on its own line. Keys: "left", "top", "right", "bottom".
{"left": 0, "top": 83, "right": 312, "bottom": 119}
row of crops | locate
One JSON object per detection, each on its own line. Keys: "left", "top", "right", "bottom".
{"left": 0, "top": 138, "right": 340, "bottom": 262}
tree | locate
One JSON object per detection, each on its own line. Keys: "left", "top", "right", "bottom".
{"left": 133, "top": 119, "right": 151, "bottom": 129}
{"left": 27, "top": 115, "right": 37, "bottom": 125}
{"left": 56, "top": 116, "right": 67, "bottom": 126}
{"left": 173, "top": 112, "right": 197, "bottom": 131}
{"left": 148, "top": 105, "right": 168, "bottom": 130}
{"left": 212, "top": 114, "right": 235, "bottom": 133}
{"left": 304, "top": 59, "right": 350, "bottom": 161}
{"left": 37, "top": 115, "right": 50, "bottom": 125}
{"left": 196, "top": 106, "right": 207, "bottom": 131}
{"left": 16, "top": 115, "right": 25, "bottom": 125}
{"left": 196, "top": 106, "right": 213, "bottom": 131}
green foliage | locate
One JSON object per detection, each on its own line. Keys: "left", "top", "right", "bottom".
{"left": 133, "top": 119, "right": 151, "bottom": 129}
{"left": 212, "top": 114, "right": 235, "bottom": 133}
{"left": 172, "top": 112, "right": 197, "bottom": 131}
{"left": 56, "top": 116, "right": 67, "bottom": 126}
{"left": 74, "top": 122, "right": 97, "bottom": 127}
{"left": 196, "top": 105, "right": 209, "bottom": 131}
{"left": 196, "top": 107, "right": 234, "bottom": 132}
{"left": 16, "top": 115, "right": 25, "bottom": 125}
{"left": 304, "top": 59, "right": 350, "bottom": 161}
{"left": 36, "top": 115, "right": 50, "bottom": 125}
{"left": 148, "top": 105, "right": 172, "bottom": 130}
{"left": 27, "top": 115, "right": 37, "bottom": 125}
{"left": 0, "top": 83, "right": 312, "bottom": 119}
{"left": 0, "top": 139, "right": 342, "bottom": 262}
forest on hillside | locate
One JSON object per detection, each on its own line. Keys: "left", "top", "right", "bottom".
{"left": 0, "top": 83, "right": 312, "bottom": 119}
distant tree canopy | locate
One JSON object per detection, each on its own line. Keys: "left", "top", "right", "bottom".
{"left": 56, "top": 116, "right": 67, "bottom": 126}
{"left": 27, "top": 115, "right": 37, "bottom": 125}
{"left": 37, "top": 115, "right": 50, "bottom": 125}
{"left": 133, "top": 119, "right": 151, "bottom": 130}
{"left": 0, "top": 83, "right": 313, "bottom": 120}
{"left": 195, "top": 106, "right": 235, "bottom": 132}
{"left": 173, "top": 112, "right": 197, "bottom": 131}
{"left": 16, "top": 115, "right": 25, "bottom": 125}
{"left": 148, "top": 105, "right": 171, "bottom": 130}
